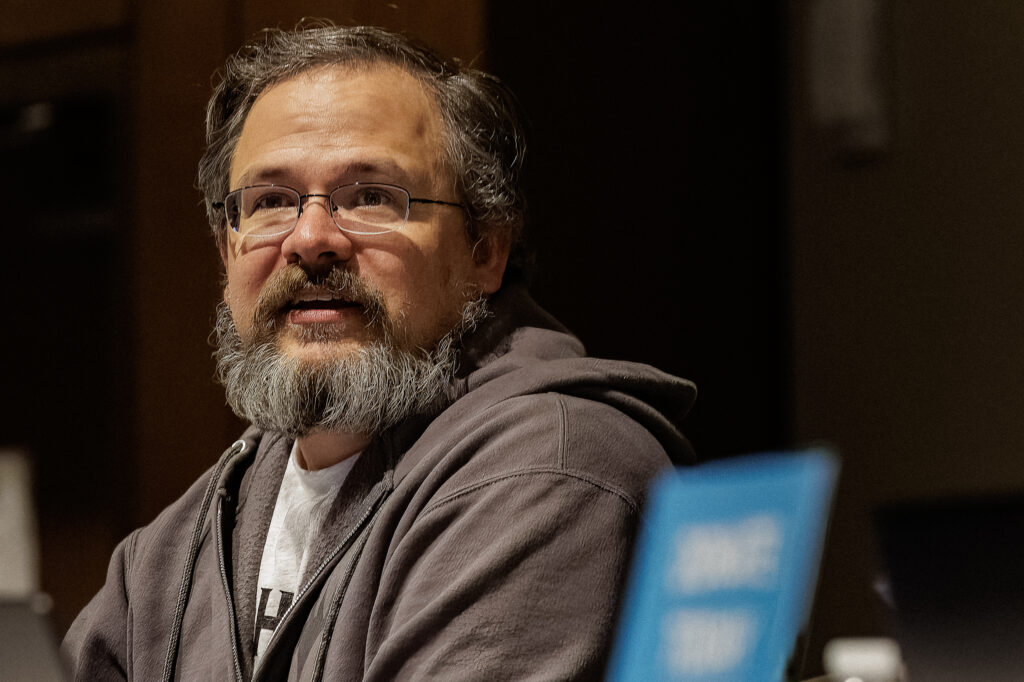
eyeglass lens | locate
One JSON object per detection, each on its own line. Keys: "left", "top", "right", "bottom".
{"left": 224, "top": 184, "right": 412, "bottom": 238}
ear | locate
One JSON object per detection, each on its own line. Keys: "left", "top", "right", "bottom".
{"left": 471, "top": 230, "right": 511, "bottom": 295}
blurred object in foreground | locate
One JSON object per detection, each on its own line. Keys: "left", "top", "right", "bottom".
{"left": 0, "top": 596, "right": 67, "bottom": 681}
{"left": 0, "top": 451, "right": 67, "bottom": 679}
{"left": 0, "top": 450, "right": 40, "bottom": 598}
{"left": 823, "top": 637, "right": 905, "bottom": 682}
{"left": 607, "top": 449, "right": 839, "bottom": 682}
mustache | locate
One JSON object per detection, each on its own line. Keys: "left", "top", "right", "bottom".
{"left": 251, "top": 264, "right": 390, "bottom": 336}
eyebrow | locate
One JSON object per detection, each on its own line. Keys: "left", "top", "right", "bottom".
{"left": 234, "top": 159, "right": 415, "bottom": 189}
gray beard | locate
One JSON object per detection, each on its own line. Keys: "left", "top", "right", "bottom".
{"left": 212, "top": 297, "right": 489, "bottom": 438}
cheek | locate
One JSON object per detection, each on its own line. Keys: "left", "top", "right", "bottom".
{"left": 225, "top": 254, "right": 279, "bottom": 328}
{"left": 365, "top": 246, "right": 464, "bottom": 331}
{"left": 410, "top": 253, "right": 476, "bottom": 334}
{"left": 367, "top": 250, "right": 437, "bottom": 309}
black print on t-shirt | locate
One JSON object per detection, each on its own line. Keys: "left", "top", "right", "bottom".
{"left": 254, "top": 587, "right": 295, "bottom": 647}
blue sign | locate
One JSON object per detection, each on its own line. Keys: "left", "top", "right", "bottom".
{"left": 607, "top": 449, "right": 839, "bottom": 682}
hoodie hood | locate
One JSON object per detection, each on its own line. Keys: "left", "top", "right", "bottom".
{"left": 447, "top": 284, "right": 697, "bottom": 464}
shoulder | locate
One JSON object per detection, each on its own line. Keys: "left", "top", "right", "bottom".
{"left": 419, "top": 390, "right": 673, "bottom": 514}
{"left": 556, "top": 392, "right": 674, "bottom": 503}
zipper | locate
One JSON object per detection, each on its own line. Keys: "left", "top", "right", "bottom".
{"left": 309, "top": 513, "right": 379, "bottom": 682}
{"left": 251, "top": 487, "right": 389, "bottom": 681}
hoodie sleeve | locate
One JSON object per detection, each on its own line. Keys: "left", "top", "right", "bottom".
{"left": 62, "top": 530, "right": 137, "bottom": 681}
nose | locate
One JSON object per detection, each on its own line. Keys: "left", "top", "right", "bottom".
{"left": 280, "top": 194, "right": 354, "bottom": 266}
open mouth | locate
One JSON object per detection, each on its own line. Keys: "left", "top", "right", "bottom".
{"left": 280, "top": 288, "right": 367, "bottom": 327}
{"left": 286, "top": 289, "right": 363, "bottom": 312}
{"left": 252, "top": 266, "right": 386, "bottom": 335}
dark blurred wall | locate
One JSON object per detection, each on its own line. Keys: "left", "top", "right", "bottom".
{"left": 0, "top": 32, "right": 134, "bottom": 632}
{"left": 789, "top": 1, "right": 1024, "bottom": 674}
{"left": 487, "top": 4, "right": 791, "bottom": 460}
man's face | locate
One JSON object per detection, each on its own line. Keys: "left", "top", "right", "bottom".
{"left": 221, "top": 64, "right": 506, "bottom": 363}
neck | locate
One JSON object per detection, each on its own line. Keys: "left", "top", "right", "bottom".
{"left": 295, "top": 429, "right": 371, "bottom": 470}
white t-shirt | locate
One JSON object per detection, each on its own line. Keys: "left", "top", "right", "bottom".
{"left": 252, "top": 442, "right": 360, "bottom": 668}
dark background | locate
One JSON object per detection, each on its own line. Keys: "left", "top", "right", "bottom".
{"left": 488, "top": 3, "right": 789, "bottom": 460}
{"left": 4, "top": 1, "right": 1024, "bottom": 678}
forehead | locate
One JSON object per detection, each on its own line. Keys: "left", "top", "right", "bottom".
{"left": 229, "top": 63, "right": 447, "bottom": 188}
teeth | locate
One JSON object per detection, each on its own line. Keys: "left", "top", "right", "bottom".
{"left": 292, "top": 290, "right": 345, "bottom": 304}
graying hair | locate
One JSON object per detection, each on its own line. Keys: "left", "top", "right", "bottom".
{"left": 212, "top": 296, "right": 489, "bottom": 437}
{"left": 197, "top": 22, "right": 529, "bottom": 279}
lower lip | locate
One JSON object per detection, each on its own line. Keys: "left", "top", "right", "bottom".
{"left": 286, "top": 306, "right": 362, "bottom": 325}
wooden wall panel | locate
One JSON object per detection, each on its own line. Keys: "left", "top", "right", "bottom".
{"left": 0, "top": 0, "right": 126, "bottom": 46}
{"left": 0, "top": 35, "right": 134, "bottom": 633}
{"left": 132, "top": 0, "right": 241, "bottom": 523}
{"left": 239, "top": 0, "right": 486, "bottom": 65}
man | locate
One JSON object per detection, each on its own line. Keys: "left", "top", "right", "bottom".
{"left": 64, "top": 24, "right": 696, "bottom": 681}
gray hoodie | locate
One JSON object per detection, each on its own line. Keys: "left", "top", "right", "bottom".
{"left": 63, "top": 285, "right": 696, "bottom": 681}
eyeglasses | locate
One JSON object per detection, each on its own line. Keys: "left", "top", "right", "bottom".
{"left": 212, "top": 182, "right": 465, "bottom": 239}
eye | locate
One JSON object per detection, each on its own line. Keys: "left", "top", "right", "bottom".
{"left": 329, "top": 183, "right": 410, "bottom": 231}
{"left": 247, "top": 189, "right": 296, "bottom": 215}
{"left": 352, "top": 186, "right": 396, "bottom": 208}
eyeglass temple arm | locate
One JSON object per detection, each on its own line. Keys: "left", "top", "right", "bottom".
{"left": 410, "top": 197, "right": 465, "bottom": 209}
